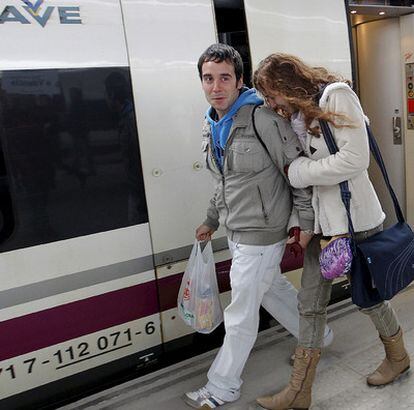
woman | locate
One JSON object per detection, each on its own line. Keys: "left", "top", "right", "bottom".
{"left": 252, "top": 53, "right": 410, "bottom": 410}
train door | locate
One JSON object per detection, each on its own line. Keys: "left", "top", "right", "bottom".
{"left": 119, "top": 0, "right": 229, "bottom": 348}
{"left": 0, "top": 1, "right": 161, "bottom": 407}
{"left": 349, "top": 3, "right": 414, "bottom": 227}
{"left": 402, "top": 13, "right": 414, "bottom": 226}
{"left": 352, "top": 14, "right": 406, "bottom": 226}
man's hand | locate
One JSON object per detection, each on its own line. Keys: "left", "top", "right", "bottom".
{"left": 196, "top": 224, "right": 216, "bottom": 241}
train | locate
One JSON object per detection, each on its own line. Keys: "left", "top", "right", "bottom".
{"left": 1, "top": 0, "right": 413, "bottom": 408}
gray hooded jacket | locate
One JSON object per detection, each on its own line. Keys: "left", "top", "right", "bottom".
{"left": 202, "top": 104, "right": 314, "bottom": 246}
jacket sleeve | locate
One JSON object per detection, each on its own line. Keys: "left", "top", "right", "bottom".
{"left": 203, "top": 192, "right": 220, "bottom": 230}
{"left": 288, "top": 88, "right": 370, "bottom": 189}
{"left": 259, "top": 110, "right": 315, "bottom": 232}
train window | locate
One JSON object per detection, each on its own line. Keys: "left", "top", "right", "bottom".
{"left": 0, "top": 67, "right": 148, "bottom": 251}
{"left": 213, "top": 0, "right": 252, "bottom": 87}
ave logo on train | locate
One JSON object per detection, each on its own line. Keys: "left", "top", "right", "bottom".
{"left": 0, "top": 0, "right": 81, "bottom": 27}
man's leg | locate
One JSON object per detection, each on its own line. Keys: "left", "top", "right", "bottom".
{"left": 205, "top": 239, "right": 286, "bottom": 402}
{"left": 261, "top": 263, "right": 300, "bottom": 337}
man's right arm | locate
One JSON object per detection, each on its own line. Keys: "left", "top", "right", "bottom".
{"left": 196, "top": 195, "right": 219, "bottom": 241}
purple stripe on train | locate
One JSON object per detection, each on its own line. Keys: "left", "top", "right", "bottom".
{"left": 0, "top": 244, "right": 302, "bottom": 361}
{"left": 0, "top": 282, "right": 159, "bottom": 361}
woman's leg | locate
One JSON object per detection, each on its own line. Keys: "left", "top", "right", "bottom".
{"left": 353, "top": 225, "right": 400, "bottom": 338}
{"left": 261, "top": 246, "right": 334, "bottom": 346}
{"left": 298, "top": 235, "right": 333, "bottom": 348}
{"left": 354, "top": 225, "right": 410, "bottom": 386}
{"left": 361, "top": 301, "right": 409, "bottom": 386}
{"left": 360, "top": 301, "right": 399, "bottom": 337}
{"left": 257, "top": 235, "right": 331, "bottom": 410}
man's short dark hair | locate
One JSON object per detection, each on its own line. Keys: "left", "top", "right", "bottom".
{"left": 197, "top": 43, "right": 243, "bottom": 82}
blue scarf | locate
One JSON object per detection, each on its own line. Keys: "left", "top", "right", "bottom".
{"left": 206, "top": 88, "right": 263, "bottom": 169}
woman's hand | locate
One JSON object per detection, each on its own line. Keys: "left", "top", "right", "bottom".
{"left": 298, "top": 230, "right": 314, "bottom": 249}
{"left": 287, "top": 227, "right": 313, "bottom": 255}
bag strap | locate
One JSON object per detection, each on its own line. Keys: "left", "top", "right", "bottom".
{"left": 319, "top": 120, "right": 356, "bottom": 243}
{"left": 319, "top": 119, "right": 406, "bottom": 241}
{"left": 365, "top": 125, "right": 405, "bottom": 223}
{"left": 251, "top": 104, "right": 272, "bottom": 159}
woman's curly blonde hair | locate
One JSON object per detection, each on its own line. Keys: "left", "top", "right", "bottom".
{"left": 253, "top": 53, "right": 353, "bottom": 135}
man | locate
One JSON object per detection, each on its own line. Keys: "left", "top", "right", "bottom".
{"left": 183, "top": 44, "right": 332, "bottom": 409}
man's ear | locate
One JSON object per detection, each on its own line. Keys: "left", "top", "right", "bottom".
{"left": 237, "top": 77, "right": 244, "bottom": 89}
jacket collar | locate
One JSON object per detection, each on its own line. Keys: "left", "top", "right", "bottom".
{"left": 318, "top": 82, "right": 370, "bottom": 124}
{"left": 203, "top": 104, "right": 260, "bottom": 136}
{"left": 318, "top": 82, "right": 351, "bottom": 109}
{"left": 231, "top": 104, "right": 258, "bottom": 128}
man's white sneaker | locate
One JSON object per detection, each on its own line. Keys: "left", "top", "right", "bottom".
{"left": 183, "top": 387, "right": 226, "bottom": 409}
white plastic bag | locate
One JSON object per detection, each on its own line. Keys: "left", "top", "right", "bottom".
{"left": 177, "top": 241, "right": 223, "bottom": 334}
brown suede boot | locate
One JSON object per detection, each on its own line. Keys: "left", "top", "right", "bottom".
{"left": 256, "top": 346, "right": 321, "bottom": 410}
{"left": 367, "top": 327, "right": 410, "bottom": 386}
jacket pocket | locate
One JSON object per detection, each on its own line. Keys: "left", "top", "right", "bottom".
{"left": 228, "top": 140, "right": 271, "bottom": 172}
{"left": 281, "top": 133, "right": 303, "bottom": 162}
{"left": 257, "top": 185, "right": 269, "bottom": 224}
{"left": 201, "top": 138, "right": 209, "bottom": 161}
{"left": 202, "top": 138, "right": 219, "bottom": 173}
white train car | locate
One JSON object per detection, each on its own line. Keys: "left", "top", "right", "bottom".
{"left": 2, "top": 0, "right": 412, "bottom": 408}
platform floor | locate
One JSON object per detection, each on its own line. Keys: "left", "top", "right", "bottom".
{"left": 59, "top": 286, "right": 414, "bottom": 410}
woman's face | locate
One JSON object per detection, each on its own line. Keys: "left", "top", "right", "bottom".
{"left": 263, "top": 91, "right": 295, "bottom": 114}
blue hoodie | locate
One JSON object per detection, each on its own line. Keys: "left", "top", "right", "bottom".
{"left": 206, "top": 88, "right": 263, "bottom": 170}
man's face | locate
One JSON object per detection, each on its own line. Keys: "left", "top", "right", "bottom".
{"left": 201, "top": 60, "right": 243, "bottom": 119}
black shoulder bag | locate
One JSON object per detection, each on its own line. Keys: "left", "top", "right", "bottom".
{"left": 320, "top": 120, "right": 414, "bottom": 308}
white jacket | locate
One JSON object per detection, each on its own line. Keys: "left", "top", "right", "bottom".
{"left": 288, "top": 82, "right": 385, "bottom": 236}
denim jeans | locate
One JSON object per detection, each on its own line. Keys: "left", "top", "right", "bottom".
{"left": 298, "top": 225, "right": 400, "bottom": 348}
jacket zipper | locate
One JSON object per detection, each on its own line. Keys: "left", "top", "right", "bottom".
{"left": 209, "top": 126, "right": 243, "bottom": 229}
{"left": 257, "top": 185, "right": 269, "bottom": 223}
{"left": 222, "top": 130, "right": 241, "bottom": 228}
{"left": 209, "top": 133, "right": 231, "bottom": 227}
{"left": 222, "top": 138, "right": 230, "bottom": 228}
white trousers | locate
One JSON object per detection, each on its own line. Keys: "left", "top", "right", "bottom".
{"left": 206, "top": 238, "right": 331, "bottom": 402}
